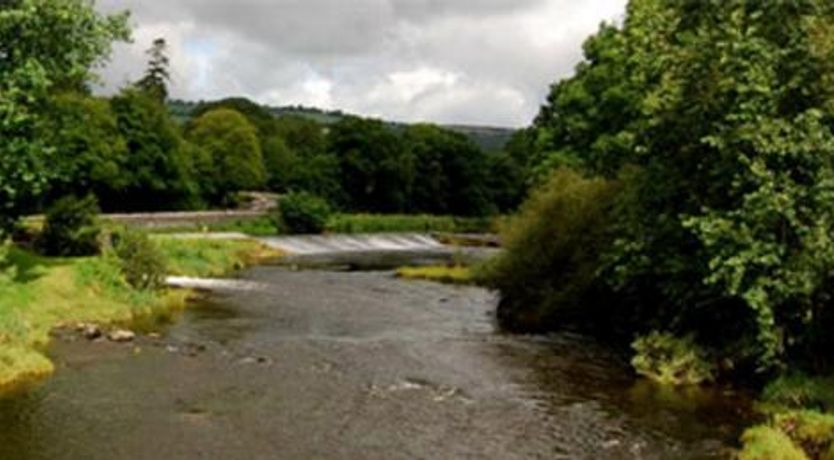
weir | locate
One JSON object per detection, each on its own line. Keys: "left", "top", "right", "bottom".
{"left": 260, "top": 233, "right": 445, "bottom": 255}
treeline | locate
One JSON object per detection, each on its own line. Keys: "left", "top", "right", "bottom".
{"left": 1, "top": 10, "right": 530, "bottom": 235}
{"left": 185, "top": 97, "right": 529, "bottom": 216}
{"left": 40, "top": 89, "right": 528, "bottom": 218}
{"left": 40, "top": 91, "right": 529, "bottom": 217}
{"left": 488, "top": 0, "right": 834, "bottom": 382}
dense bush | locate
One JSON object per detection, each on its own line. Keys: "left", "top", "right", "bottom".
{"left": 763, "top": 375, "right": 834, "bottom": 413}
{"left": 739, "top": 426, "right": 808, "bottom": 460}
{"left": 631, "top": 332, "right": 714, "bottom": 386}
{"left": 111, "top": 229, "right": 166, "bottom": 291}
{"left": 38, "top": 195, "right": 102, "bottom": 257}
{"left": 274, "top": 193, "right": 332, "bottom": 234}
{"left": 493, "top": 0, "right": 834, "bottom": 376}
{"left": 483, "top": 168, "right": 621, "bottom": 333}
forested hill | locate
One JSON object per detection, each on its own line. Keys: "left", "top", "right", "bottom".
{"left": 168, "top": 99, "right": 516, "bottom": 152}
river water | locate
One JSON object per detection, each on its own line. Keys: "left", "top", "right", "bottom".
{"left": 0, "top": 252, "right": 752, "bottom": 459}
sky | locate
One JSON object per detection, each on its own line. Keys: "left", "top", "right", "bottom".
{"left": 96, "top": 0, "right": 627, "bottom": 128}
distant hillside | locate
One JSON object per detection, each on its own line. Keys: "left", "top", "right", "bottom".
{"left": 169, "top": 99, "right": 516, "bottom": 152}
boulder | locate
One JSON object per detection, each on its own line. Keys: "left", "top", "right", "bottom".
{"left": 107, "top": 329, "right": 136, "bottom": 343}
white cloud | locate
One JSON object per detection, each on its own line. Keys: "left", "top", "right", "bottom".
{"left": 96, "top": 0, "right": 627, "bottom": 127}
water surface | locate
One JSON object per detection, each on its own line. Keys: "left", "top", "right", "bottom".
{"left": 0, "top": 257, "right": 752, "bottom": 459}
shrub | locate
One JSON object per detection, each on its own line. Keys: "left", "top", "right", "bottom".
{"left": 739, "top": 425, "right": 808, "bottom": 460}
{"left": 631, "top": 332, "right": 715, "bottom": 386}
{"left": 481, "top": 168, "right": 622, "bottom": 332}
{"left": 111, "top": 229, "right": 167, "bottom": 291}
{"left": 38, "top": 195, "right": 101, "bottom": 257}
{"left": 774, "top": 411, "right": 834, "bottom": 459}
{"left": 763, "top": 375, "right": 834, "bottom": 413}
{"left": 274, "top": 192, "right": 332, "bottom": 234}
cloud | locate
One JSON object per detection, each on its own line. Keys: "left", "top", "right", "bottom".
{"left": 97, "top": 0, "right": 627, "bottom": 127}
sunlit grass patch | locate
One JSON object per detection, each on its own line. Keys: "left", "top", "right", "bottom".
{"left": 0, "top": 235, "right": 281, "bottom": 393}
{"left": 395, "top": 265, "right": 476, "bottom": 285}
{"left": 153, "top": 237, "right": 284, "bottom": 278}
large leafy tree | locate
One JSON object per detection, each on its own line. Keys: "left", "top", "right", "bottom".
{"left": 403, "top": 124, "right": 493, "bottom": 216}
{"left": 187, "top": 108, "right": 265, "bottom": 202}
{"left": 0, "top": 0, "right": 128, "bottom": 231}
{"left": 42, "top": 93, "right": 129, "bottom": 204}
{"left": 110, "top": 88, "right": 198, "bottom": 211}
{"left": 329, "top": 117, "right": 414, "bottom": 213}
{"left": 521, "top": 0, "right": 834, "bottom": 371}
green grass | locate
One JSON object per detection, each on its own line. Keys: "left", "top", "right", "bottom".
{"left": 147, "top": 216, "right": 278, "bottom": 236}
{"left": 154, "top": 237, "right": 283, "bottom": 278}
{"left": 395, "top": 265, "right": 477, "bottom": 285}
{"left": 0, "top": 237, "right": 280, "bottom": 392}
{"left": 325, "top": 214, "right": 494, "bottom": 234}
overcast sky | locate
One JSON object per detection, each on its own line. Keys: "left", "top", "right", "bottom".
{"left": 96, "top": 0, "right": 626, "bottom": 128}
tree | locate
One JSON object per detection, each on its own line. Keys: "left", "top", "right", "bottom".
{"left": 136, "top": 38, "right": 170, "bottom": 101}
{"left": 187, "top": 108, "right": 265, "bottom": 202}
{"left": 509, "top": 0, "right": 834, "bottom": 372}
{"left": 0, "top": 0, "right": 128, "bottom": 232}
{"left": 110, "top": 88, "right": 198, "bottom": 211}
{"left": 329, "top": 117, "right": 414, "bottom": 213}
{"left": 403, "top": 124, "right": 493, "bottom": 216}
{"left": 42, "top": 93, "right": 129, "bottom": 204}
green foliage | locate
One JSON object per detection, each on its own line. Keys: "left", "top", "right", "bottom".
{"left": 773, "top": 410, "right": 834, "bottom": 459}
{"left": 763, "top": 375, "right": 834, "bottom": 413}
{"left": 187, "top": 108, "right": 265, "bottom": 202}
{"left": 739, "top": 426, "right": 809, "bottom": 460}
{"left": 507, "top": 0, "right": 834, "bottom": 373}
{"left": 111, "top": 229, "right": 166, "bottom": 291}
{"left": 483, "top": 168, "right": 621, "bottom": 332}
{"left": 275, "top": 193, "right": 333, "bottom": 235}
{"left": 110, "top": 89, "right": 199, "bottom": 211}
{"left": 329, "top": 116, "right": 414, "bottom": 213}
{"left": 38, "top": 195, "right": 101, "bottom": 257}
{"left": 403, "top": 124, "right": 493, "bottom": 216}
{"left": 41, "top": 93, "right": 129, "bottom": 202}
{"left": 153, "top": 237, "right": 273, "bottom": 278}
{"left": 325, "top": 214, "right": 491, "bottom": 234}
{"left": 135, "top": 38, "right": 170, "bottom": 102}
{"left": 0, "top": 0, "right": 128, "bottom": 233}
{"left": 631, "top": 332, "right": 715, "bottom": 386}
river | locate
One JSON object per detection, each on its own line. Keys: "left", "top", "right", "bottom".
{"left": 0, "top": 249, "right": 752, "bottom": 459}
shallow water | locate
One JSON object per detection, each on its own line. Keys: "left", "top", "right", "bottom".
{"left": 0, "top": 258, "right": 752, "bottom": 459}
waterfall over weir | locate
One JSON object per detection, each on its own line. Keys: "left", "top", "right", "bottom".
{"left": 260, "top": 233, "right": 445, "bottom": 256}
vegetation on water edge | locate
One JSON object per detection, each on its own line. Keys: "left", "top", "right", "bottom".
{"left": 273, "top": 192, "right": 333, "bottom": 234}
{"left": 0, "top": 235, "right": 277, "bottom": 393}
{"left": 395, "top": 265, "right": 476, "bottom": 286}
{"left": 154, "top": 237, "right": 283, "bottom": 278}
{"left": 326, "top": 214, "right": 493, "bottom": 234}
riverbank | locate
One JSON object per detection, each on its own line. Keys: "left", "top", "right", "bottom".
{"left": 0, "top": 237, "right": 281, "bottom": 393}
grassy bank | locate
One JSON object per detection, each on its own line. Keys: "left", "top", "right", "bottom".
{"left": 396, "top": 265, "right": 478, "bottom": 285}
{"left": 0, "top": 237, "right": 279, "bottom": 393}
